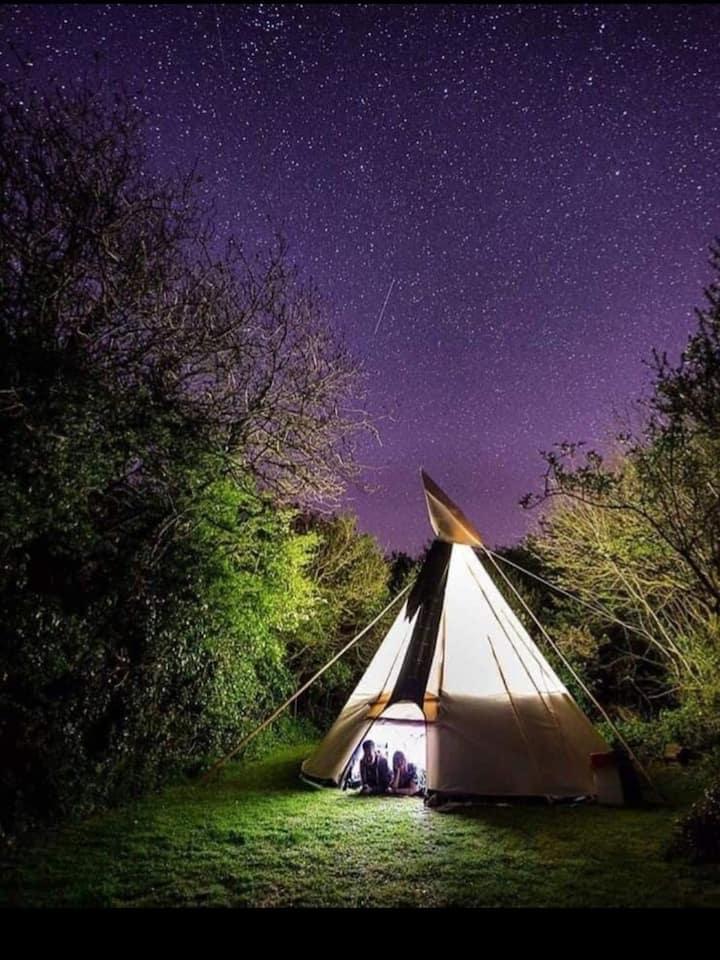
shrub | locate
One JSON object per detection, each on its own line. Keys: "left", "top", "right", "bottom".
{"left": 669, "top": 779, "right": 720, "bottom": 864}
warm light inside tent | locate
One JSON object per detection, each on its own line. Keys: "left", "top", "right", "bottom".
{"left": 304, "top": 541, "right": 614, "bottom": 801}
{"left": 344, "top": 712, "right": 427, "bottom": 790}
{"left": 440, "top": 547, "right": 568, "bottom": 698}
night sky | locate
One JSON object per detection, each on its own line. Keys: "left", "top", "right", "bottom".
{"left": 3, "top": 4, "right": 719, "bottom": 554}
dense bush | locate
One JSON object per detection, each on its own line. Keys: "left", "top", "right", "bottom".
{"left": 600, "top": 700, "right": 720, "bottom": 761}
{"left": 285, "top": 513, "right": 391, "bottom": 728}
{"left": 669, "top": 779, "right": 720, "bottom": 864}
{"left": 0, "top": 464, "right": 319, "bottom": 833}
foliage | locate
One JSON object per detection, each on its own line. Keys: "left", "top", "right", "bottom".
{"left": 387, "top": 550, "right": 421, "bottom": 596}
{"left": 527, "top": 479, "right": 717, "bottom": 712}
{"left": 0, "top": 79, "right": 369, "bottom": 506}
{"left": 524, "top": 243, "right": 720, "bottom": 608}
{"left": 519, "top": 242, "right": 720, "bottom": 741}
{"left": 0, "top": 78, "right": 374, "bottom": 833}
{"left": 600, "top": 701, "right": 720, "bottom": 761}
{"left": 285, "top": 514, "right": 391, "bottom": 728}
{"left": 669, "top": 778, "right": 720, "bottom": 864}
{"left": 0, "top": 464, "right": 318, "bottom": 832}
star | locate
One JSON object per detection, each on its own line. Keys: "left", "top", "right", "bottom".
{"left": 3, "top": 3, "right": 717, "bottom": 552}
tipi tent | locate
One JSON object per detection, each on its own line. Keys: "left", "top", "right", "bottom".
{"left": 301, "top": 471, "right": 623, "bottom": 803}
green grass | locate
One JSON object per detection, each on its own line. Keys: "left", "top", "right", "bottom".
{"left": 1, "top": 743, "right": 719, "bottom": 907}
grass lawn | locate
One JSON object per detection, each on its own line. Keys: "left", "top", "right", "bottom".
{"left": 1, "top": 742, "right": 719, "bottom": 908}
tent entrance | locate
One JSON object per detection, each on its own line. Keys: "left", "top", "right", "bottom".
{"left": 341, "top": 703, "right": 427, "bottom": 791}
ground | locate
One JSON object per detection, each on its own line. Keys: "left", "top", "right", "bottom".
{"left": 1, "top": 743, "right": 719, "bottom": 908}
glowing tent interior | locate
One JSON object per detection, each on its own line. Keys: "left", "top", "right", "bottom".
{"left": 301, "top": 471, "right": 625, "bottom": 803}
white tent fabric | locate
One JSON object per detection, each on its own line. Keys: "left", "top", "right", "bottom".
{"left": 302, "top": 475, "right": 620, "bottom": 801}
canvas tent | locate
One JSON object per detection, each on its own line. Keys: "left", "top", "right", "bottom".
{"left": 301, "top": 471, "right": 624, "bottom": 803}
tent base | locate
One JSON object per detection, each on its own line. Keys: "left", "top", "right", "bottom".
{"left": 299, "top": 772, "right": 338, "bottom": 789}
{"left": 425, "top": 791, "right": 595, "bottom": 808}
{"left": 299, "top": 775, "right": 604, "bottom": 807}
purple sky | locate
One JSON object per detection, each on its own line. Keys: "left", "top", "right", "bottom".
{"left": 4, "top": 4, "right": 719, "bottom": 554}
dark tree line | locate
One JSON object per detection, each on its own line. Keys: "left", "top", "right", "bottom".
{"left": 0, "top": 79, "right": 386, "bottom": 835}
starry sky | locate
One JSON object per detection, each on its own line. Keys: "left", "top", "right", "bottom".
{"left": 3, "top": 4, "right": 719, "bottom": 554}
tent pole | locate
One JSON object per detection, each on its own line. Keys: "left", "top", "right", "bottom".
{"left": 487, "top": 548, "right": 692, "bottom": 671}
{"left": 200, "top": 582, "right": 412, "bottom": 784}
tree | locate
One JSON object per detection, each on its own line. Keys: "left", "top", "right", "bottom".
{"left": 387, "top": 550, "right": 420, "bottom": 596}
{"left": 528, "top": 475, "right": 710, "bottom": 712}
{"left": 522, "top": 242, "right": 720, "bottom": 725}
{"left": 0, "top": 79, "right": 370, "bottom": 511}
{"left": 285, "top": 514, "right": 390, "bottom": 726}
{"left": 523, "top": 243, "right": 720, "bottom": 614}
{"left": 0, "top": 78, "right": 370, "bottom": 831}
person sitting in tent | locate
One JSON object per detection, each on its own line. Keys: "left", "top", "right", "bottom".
{"left": 389, "top": 751, "right": 420, "bottom": 796}
{"left": 359, "top": 740, "right": 392, "bottom": 795}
